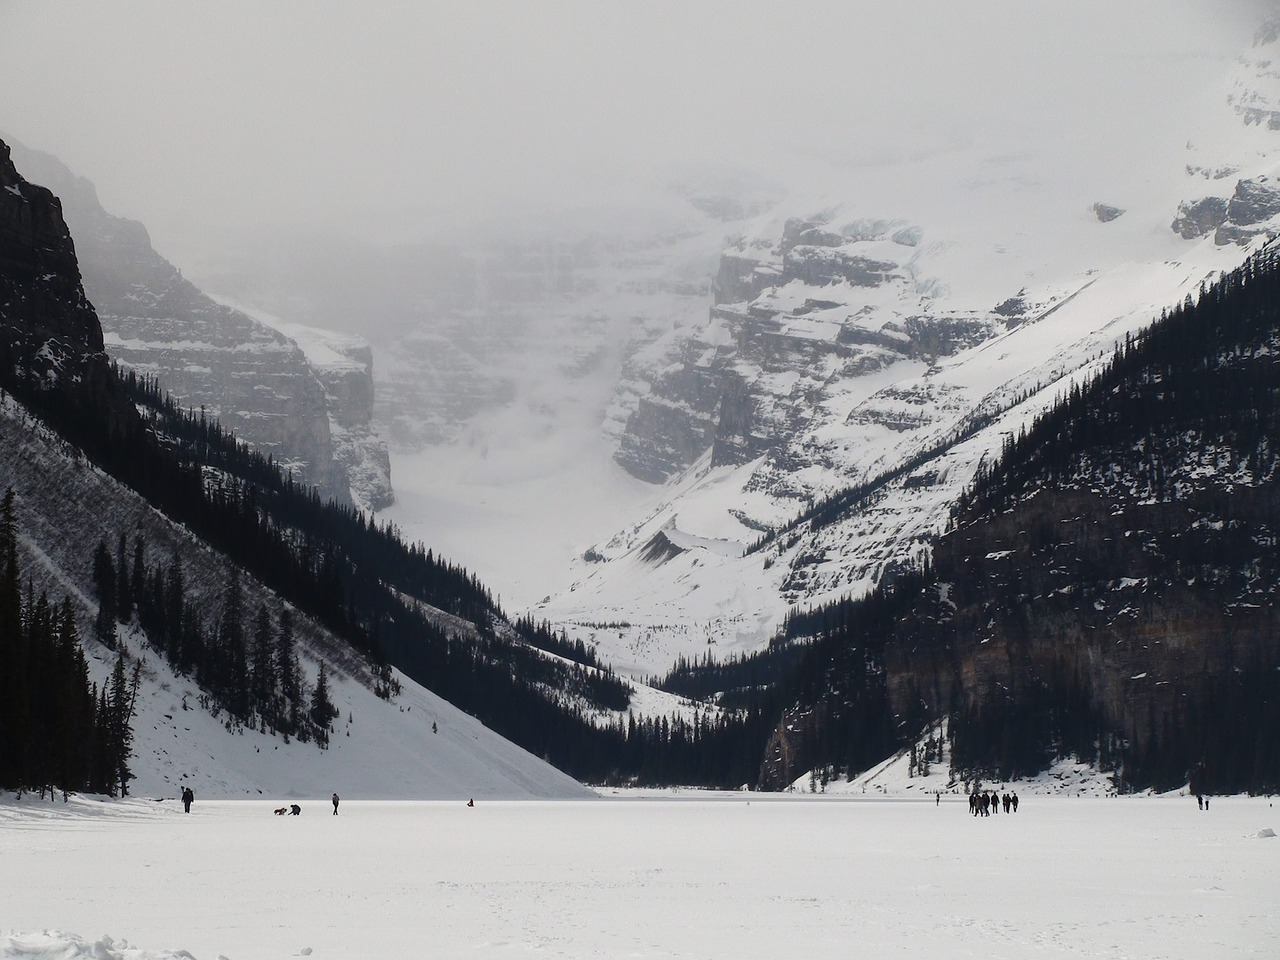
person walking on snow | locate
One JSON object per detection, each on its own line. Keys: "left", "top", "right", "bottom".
{"left": 181, "top": 786, "right": 194, "bottom": 813}
{"left": 332, "top": 792, "right": 340, "bottom": 815}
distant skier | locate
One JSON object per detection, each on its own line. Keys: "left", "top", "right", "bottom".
{"left": 181, "top": 786, "right": 194, "bottom": 814}
{"left": 467, "top": 798, "right": 474, "bottom": 807}
{"left": 332, "top": 792, "right": 340, "bottom": 816}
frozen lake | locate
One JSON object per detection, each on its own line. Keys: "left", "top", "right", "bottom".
{"left": 2, "top": 793, "right": 1277, "bottom": 959}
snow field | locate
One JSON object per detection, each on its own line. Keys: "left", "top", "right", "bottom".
{"left": 2, "top": 794, "right": 1276, "bottom": 959}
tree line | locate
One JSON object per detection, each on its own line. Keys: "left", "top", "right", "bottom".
{"left": 90, "top": 532, "right": 339, "bottom": 745}
{"left": 758, "top": 248, "right": 1280, "bottom": 794}
{"left": 0, "top": 491, "right": 137, "bottom": 796}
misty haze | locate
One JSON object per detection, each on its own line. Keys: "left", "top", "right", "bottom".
{"left": 3, "top": 2, "right": 1280, "bottom": 957}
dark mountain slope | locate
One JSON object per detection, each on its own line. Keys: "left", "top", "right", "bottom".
{"left": 752, "top": 249, "right": 1280, "bottom": 793}
{"left": 0, "top": 137, "right": 633, "bottom": 782}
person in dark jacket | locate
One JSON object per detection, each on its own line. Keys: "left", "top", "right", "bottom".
{"left": 332, "top": 793, "right": 340, "bottom": 815}
{"left": 181, "top": 787, "right": 194, "bottom": 813}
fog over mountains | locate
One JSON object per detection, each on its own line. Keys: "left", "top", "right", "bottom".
{"left": 2, "top": 3, "right": 1277, "bottom": 682}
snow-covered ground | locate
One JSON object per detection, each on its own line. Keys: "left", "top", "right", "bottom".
{"left": 3, "top": 794, "right": 1276, "bottom": 959}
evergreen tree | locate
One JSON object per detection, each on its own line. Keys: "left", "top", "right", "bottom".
{"left": 104, "top": 653, "right": 138, "bottom": 796}
{"left": 276, "top": 608, "right": 301, "bottom": 736}
{"left": 0, "top": 494, "right": 131, "bottom": 795}
{"left": 0, "top": 490, "right": 23, "bottom": 787}
{"left": 115, "top": 531, "right": 132, "bottom": 623}
{"left": 309, "top": 660, "right": 338, "bottom": 744}
{"left": 250, "top": 605, "right": 276, "bottom": 729}
{"left": 131, "top": 536, "right": 145, "bottom": 623}
{"left": 167, "top": 550, "right": 186, "bottom": 671}
{"left": 90, "top": 539, "right": 116, "bottom": 649}
{"left": 217, "top": 569, "right": 249, "bottom": 720}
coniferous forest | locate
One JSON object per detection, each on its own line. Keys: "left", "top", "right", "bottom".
{"left": 734, "top": 248, "right": 1280, "bottom": 794}
{"left": 0, "top": 492, "right": 136, "bottom": 795}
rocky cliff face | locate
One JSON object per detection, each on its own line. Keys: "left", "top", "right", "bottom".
{"left": 248, "top": 317, "right": 393, "bottom": 511}
{"left": 1170, "top": 21, "right": 1280, "bottom": 247}
{"left": 7, "top": 143, "right": 369, "bottom": 508}
{"left": 614, "top": 216, "right": 1001, "bottom": 485}
{"left": 0, "top": 139, "right": 136, "bottom": 435}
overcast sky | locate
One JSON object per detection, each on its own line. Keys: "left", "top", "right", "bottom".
{"left": 0, "top": 1, "right": 1271, "bottom": 266}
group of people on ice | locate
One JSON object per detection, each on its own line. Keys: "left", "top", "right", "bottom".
{"left": 969, "top": 789, "right": 1018, "bottom": 816}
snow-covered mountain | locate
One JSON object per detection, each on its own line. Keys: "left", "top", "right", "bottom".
{"left": 67, "top": 15, "right": 1280, "bottom": 695}
{"left": 529, "top": 18, "right": 1280, "bottom": 677}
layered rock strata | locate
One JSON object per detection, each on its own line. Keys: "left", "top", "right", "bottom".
{"left": 8, "top": 143, "right": 366, "bottom": 507}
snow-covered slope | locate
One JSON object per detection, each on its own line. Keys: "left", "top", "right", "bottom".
{"left": 119, "top": 623, "right": 589, "bottom": 800}
{"left": 0, "top": 393, "right": 589, "bottom": 800}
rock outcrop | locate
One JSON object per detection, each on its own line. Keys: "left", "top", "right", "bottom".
{"left": 8, "top": 143, "right": 362, "bottom": 507}
{"left": 373, "top": 211, "right": 725, "bottom": 454}
{"left": 253, "top": 318, "right": 393, "bottom": 511}
{"left": 0, "top": 139, "right": 136, "bottom": 436}
{"left": 614, "top": 216, "right": 1002, "bottom": 484}
{"left": 1171, "top": 20, "right": 1280, "bottom": 246}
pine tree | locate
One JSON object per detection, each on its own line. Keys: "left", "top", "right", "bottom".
{"left": 115, "top": 532, "right": 133, "bottom": 623}
{"left": 131, "top": 536, "right": 145, "bottom": 621}
{"left": 276, "top": 607, "right": 301, "bottom": 735}
{"left": 250, "top": 605, "right": 276, "bottom": 729}
{"left": 309, "top": 660, "right": 338, "bottom": 745}
{"left": 167, "top": 550, "right": 186, "bottom": 671}
{"left": 0, "top": 490, "right": 23, "bottom": 787}
{"left": 105, "top": 653, "right": 139, "bottom": 796}
{"left": 218, "top": 569, "right": 249, "bottom": 720}
{"left": 91, "top": 539, "right": 117, "bottom": 649}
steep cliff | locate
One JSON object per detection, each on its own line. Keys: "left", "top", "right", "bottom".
{"left": 614, "top": 216, "right": 1000, "bottom": 484}
{"left": 372, "top": 211, "right": 728, "bottom": 455}
{"left": 0, "top": 139, "right": 137, "bottom": 439}
{"left": 219, "top": 307, "right": 393, "bottom": 512}
{"left": 6, "top": 142, "right": 360, "bottom": 507}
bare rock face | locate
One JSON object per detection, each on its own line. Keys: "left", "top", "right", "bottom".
{"left": 9, "top": 143, "right": 354, "bottom": 506}
{"left": 268, "top": 323, "right": 393, "bottom": 511}
{"left": 1172, "top": 196, "right": 1230, "bottom": 239}
{"left": 614, "top": 216, "right": 1003, "bottom": 484}
{"left": 0, "top": 139, "right": 137, "bottom": 435}
{"left": 1092, "top": 203, "right": 1125, "bottom": 223}
{"left": 1215, "top": 175, "right": 1280, "bottom": 244}
{"left": 1170, "top": 175, "right": 1280, "bottom": 246}
{"left": 1172, "top": 23, "right": 1280, "bottom": 247}
{"left": 1231, "top": 17, "right": 1280, "bottom": 130}
{"left": 373, "top": 216, "right": 722, "bottom": 455}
